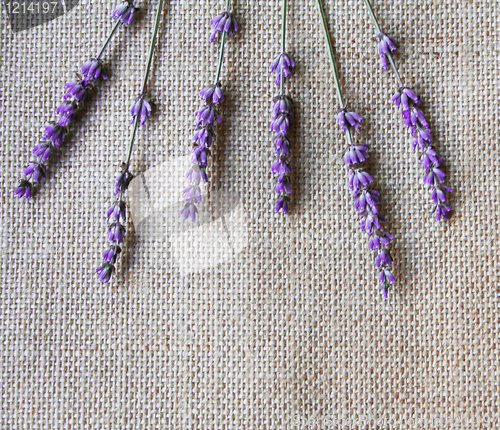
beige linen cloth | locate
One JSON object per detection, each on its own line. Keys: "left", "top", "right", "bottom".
{"left": 1, "top": 0, "right": 499, "bottom": 428}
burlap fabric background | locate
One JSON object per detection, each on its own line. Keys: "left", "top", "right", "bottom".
{"left": 1, "top": 0, "right": 499, "bottom": 428}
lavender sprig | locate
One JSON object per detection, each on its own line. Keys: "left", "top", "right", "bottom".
{"left": 14, "top": 2, "right": 137, "bottom": 200}
{"left": 270, "top": 0, "right": 294, "bottom": 214}
{"left": 96, "top": 0, "right": 164, "bottom": 283}
{"left": 315, "top": 0, "right": 395, "bottom": 298}
{"left": 362, "top": 0, "right": 452, "bottom": 221}
{"left": 181, "top": 0, "right": 237, "bottom": 222}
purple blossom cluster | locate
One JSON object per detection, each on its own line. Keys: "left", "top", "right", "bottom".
{"left": 96, "top": 165, "right": 133, "bottom": 283}
{"left": 376, "top": 31, "right": 452, "bottom": 221}
{"left": 181, "top": 8, "right": 237, "bottom": 222}
{"left": 337, "top": 109, "right": 395, "bottom": 298}
{"left": 392, "top": 86, "right": 452, "bottom": 220}
{"left": 270, "top": 92, "right": 294, "bottom": 213}
{"left": 14, "top": 2, "right": 136, "bottom": 200}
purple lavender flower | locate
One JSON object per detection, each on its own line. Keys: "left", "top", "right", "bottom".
{"left": 274, "top": 136, "right": 290, "bottom": 155}
{"left": 344, "top": 145, "right": 369, "bottom": 165}
{"left": 336, "top": 109, "right": 362, "bottom": 131}
{"left": 270, "top": 113, "right": 290, "bottom": 136}
{"left": 272, "top": 95, "right": 293, "bottom": 118}
{"left": 56, "top": 102, "right": 78, "bottom": 127}
{"left": 195, "top": 104, "right": 221, "bottom": 128}
{"left": 108, "top": 222, "right": 125, "bottom": 244}
{"left": 112, "top": 1, "right": 136, "bottom": 26}
{"left": 24, "top": 162, "right": 46, "bottom": 183}
{"left": 209, "top": 11, "right": 238, "bottom": 43}
{"left": 275, "top": 196, "right": 289, "bottom": 214}
{"left": 14, "top": 180, "right": 33, "bottom": 199}
{"left": 354, "top": 188, "right": 380, "bottom": 213}
{"left": 32, "top": 142, "right": 54, "bottom": 161}
{"left": 369, "top": 231, "right": 393, "bottom": 251}
{"left": 180, "top": 201, "right": 197, "bottom": 222}
{"left": 200, "top": 84, "right": 223, "bottom": 105}
{"left": 114, "top": 169, "right": 133, "bottom": 196}
{"left": 392, "top": 87, "right": 420, "bottom": 110}
{"left": 269, "top": 53, "right": 295, "bottom": 86}
{"left": 275, "top": 175, "right": 291, "bottom": 194}
{"left": 96, "top": 264, "right": 115, "bottom": 283}
{"left": 182, "top": 7, "right": 237, "bottom": 222}
{"left": 107, "top": 200, "right": 127, "bottom": 221}
{"left": 271, "top": 158, "right": 292, "bottom": 176}
{"left": 42, "top": 123, "right": 65, "bottom": 147}
{"left": 377, "top": 32, "right": 396, "bottom": 69}
{"left": 82, "top": 59, "right": 108, "bottom": 83}
{"left": 181, "top": 184, "right": 202, "bottom": 204}
{"left": 103, "top": 246, "right": 121, "bottom": 264}
{"left": 391, "top": 87, "right": 452, "bottom": 219}
{"left": 193, "top": 128, "right": 214, "bottom": 148}
{"left": 63, "top": 79, "right": 90, "bottom": 103}
{"left": 130, "top": 96, "right": 152, "bottom": 125}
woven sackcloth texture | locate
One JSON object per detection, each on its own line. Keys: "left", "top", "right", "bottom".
{"left": 1, "top": 0, "right": 499, "bottom": 428}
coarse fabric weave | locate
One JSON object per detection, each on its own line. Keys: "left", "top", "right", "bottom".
{"left": 1, "top": 0, "right": 499, "bottom": 428}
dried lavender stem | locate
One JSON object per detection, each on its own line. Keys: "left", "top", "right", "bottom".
{"left": 214, "top": 31, "right": 227, "bottom": 84}
{"left": 314, "top": 0, "right": 395, "bottom": 297}
{"left": 314, "top": 0, "right": 345, "bottom": 108}
{"left": 279, "top": 0, "right": 288, "bottom": 95}
{"left": 386, "top": 51, "right": 404, "bottom": 87}
{"left": 97, "top": 19, "right": 121, "bottom": 60}
{"left": 124, "top": 0, "right": 164, "bottom": 170}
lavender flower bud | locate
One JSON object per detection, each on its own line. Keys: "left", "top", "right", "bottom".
{"left": 56, "top": 102, "right": 78, "bottom": 127}
{"left": 14, "top": 180, "right": 33, "bottom": 199}
{"left": 275, "top": 196, "right": 289, "bottom": 214}
{"left": 274, "top": 136, "right": 290, "bottom": 156}
{"left": 360, "top": 212, "right": 386, "bottom": 235}
{"left": 185, "top": 165, "right": 202, "bottom": 185}
{"left": 103, "top": 246, "right": 121, "bottom": 264}
{"left": 130, "top": 96, "right": 152, "bottom": 126}
{"left": 275, "top": 175, "right": 291, "bottom": 194}
{"left": 209, "top": 12, "right": 238, "bottom": 43}
{"left": 113, "top": 169, "right": 133, "bottom": 196}
{"left": 112, "top": 1, "right": 136, "bottom": 26}
{"left": 96, "top": 264, "right": 115, "bottom": 283}
{"left": 182, "top": 185, "right": 202, "bottom": 204}
{"left": 191, "top": 146, "right": 209, "bottom": 168}
{"left": 369, "top": 231, "right": 393, "bottom": 251}
{"left": 344, "top": 145, "right": 369, "bottom": 165}
{"left": 349, "top": 169, "right": 373, "bottom": 195}
{"left": 195, "top": 105, "right": 221, "bottom": 128}
{"left": 272, "top": 95, "right": 293, "bottom": 119}
{"left": 271, "top": 158, "right": 292, "bottom": 176}
{"left": 193, "top": 128, "right": 214, "bottom": 148}
{"left": 24, "top": 162, "right": 46, "bottom": 183}
{"left": 107, "top": 200, "right": 127, "bottom": 221}
{"left": 354, "top": 188, "right": 380, "bottom": 213}
{"left": 108, "top": 221, "right": 125, "bottom": 244}
{"left": 270, "top": 113, "right": 290, "bottom": 136}
{"left": 392, "top": 87, "right": 420, "bottom": 110}
{"left": 199, "top": 84, "right": 223, "bottom": 105}
{"left": 377, "top": 32, "right": 397, "bottom": 69}
{"left": 32, "top": 142, "right": 54, "bottom": 161}
{"left": 180, "top": 201, "right": 197, "bottom": 222}
{"left": 42, "top": 123, "right": 65, "bottom": 147}
{"left": 375, "top": 248, "right": 393, "bottom": 268}
{"left": 269, "top": 53, "right": 295, "bottom": 86}
{"left": 63, "top": 79, "right": 90, "bottom": 103}
{"left": 82, "top": 59, "right": 108, "bottom": 83}
{"left": 336, "top": 109, "right": 362, "bottom": 131}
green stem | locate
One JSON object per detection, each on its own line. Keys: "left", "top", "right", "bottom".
{"left": 314, "top": 0, "right": 345, "bottom": 108}
{"left": 279, "top": 0, "right": 288, "bottom": 95}
{"left": 214, "top": 31, "right": 227, "bottom": 84}
{"left": 362, "top": 0, "right": 381, "bottom": 33}
{"left": 124, "top": 0, "right": 165, "bottom": 171}
{"left": 362, "top": 0, "right": 404, "bottom": 87}
{"left": 96, "top": 19, "right": 121, "bottom": 60}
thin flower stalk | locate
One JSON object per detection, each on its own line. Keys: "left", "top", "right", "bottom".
{"left": 315, "top": 0, "right": 395, "bottom": 298}
{"left": 96, "top": 0, "right": 164, "bottom": 283}
{"left": 14, "top": 1, "right": 137, "bottom": 199}
{"left": 270, "top": 0, "right": 294, "bottom": 214}
{"left": 181, "top": 0, "right": 237, "bottom": 222}
{"left": 361, "top": 0, "right": 452, "bottom": 221}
